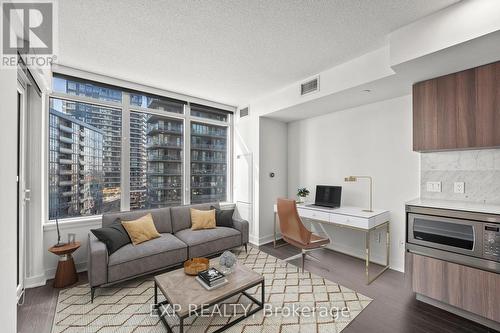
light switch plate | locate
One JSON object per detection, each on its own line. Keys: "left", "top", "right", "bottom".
{"left": 454, "top": 182, "right": 465, "bottom": 194}
{"left": 426, "top": 181, "right": 442, "bottom": 192}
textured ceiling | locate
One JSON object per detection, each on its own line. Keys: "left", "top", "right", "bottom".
{"left": 57, "top": 0, "right": 459, "bottom": 105}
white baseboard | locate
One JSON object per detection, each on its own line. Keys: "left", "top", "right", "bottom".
{"left": 24, "top": 274, "right": 47, "bottom": 289}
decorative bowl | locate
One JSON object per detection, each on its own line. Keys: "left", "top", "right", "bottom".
{"left": 184, "top": 257, "right": 209, "bottom": 275}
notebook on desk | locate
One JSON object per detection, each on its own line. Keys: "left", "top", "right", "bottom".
{"left": 307, "top": 185, "right": 342, "bottom": 208}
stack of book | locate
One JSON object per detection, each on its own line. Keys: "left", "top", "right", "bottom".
{"left": 196, "top": 268, "right": 228, "bottom": 290}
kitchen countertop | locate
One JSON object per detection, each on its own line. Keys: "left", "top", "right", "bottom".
{"left": 406, "top": 198, "right": 500, "bottom": 215}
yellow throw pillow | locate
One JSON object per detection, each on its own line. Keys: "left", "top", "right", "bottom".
{"left": 191, "top": 208, "right": 216, "bottom": 230}
{"left": 121, "top": 213, "right": 161, "bottom": 245}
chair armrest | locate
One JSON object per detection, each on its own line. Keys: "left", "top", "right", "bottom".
{"left": 232, "top": 217, "right": 249, "bottom": 245}
{"left": 87, "top": 233, "right": 108, "bottom": 287}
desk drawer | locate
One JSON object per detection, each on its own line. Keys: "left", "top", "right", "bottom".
{"left": 329, "top": 213, "right": 369, "bottom": 229}
{"left": 297, "top": 208, "right": 330, "bottom": 222}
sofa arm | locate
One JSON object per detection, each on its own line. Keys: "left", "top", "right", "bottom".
{"left": 232, "top": 217, "right": 249, "bottom": 245}
{"left": 87, "top": 233, "right": 108, "bottom": 287}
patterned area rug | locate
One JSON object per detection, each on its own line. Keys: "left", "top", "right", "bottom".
{"left": 51, "top": 248, "right": 372, "bottom": 333}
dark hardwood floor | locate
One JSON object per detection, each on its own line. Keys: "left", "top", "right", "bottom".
{"left": 17, "top": 243, "right": 498, "bottom": 333}
{"left": 259, "top": 241, "right": 498, "bottom": 333}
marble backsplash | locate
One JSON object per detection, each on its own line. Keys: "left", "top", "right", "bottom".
{"left": 421, "top": 149, "right": 500, "bottom": 204}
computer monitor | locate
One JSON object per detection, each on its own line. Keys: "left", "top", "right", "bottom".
{"left": 314, "top": 185, "right": 342, "bottom": 208}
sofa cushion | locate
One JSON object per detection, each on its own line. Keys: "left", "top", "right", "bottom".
{"left": 175, "top": 227, "right": 241, "bottom": 258}
{"left": 121, "top": 213, "right": 161, "bottom": 245}
{"left": 190, "top": 208, "right": 216, "bottom": 230}
{"left": 107, "top": 233, "right": 187, "bottom": 283}
{"left": 102, "top": 207, "right": 173, "bottom": 233}
{"left": 211, "top": 206, "right": 234, "bottom": 227}
{"left": 90, "top": 219, "right": 131, "bottom": 255}
{"left": 170, "top": 203, "right": 219, "bottom": 233}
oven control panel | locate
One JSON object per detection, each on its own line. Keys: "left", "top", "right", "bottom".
{"left": 483, "top": 224, "right": 500, "bottom": 261}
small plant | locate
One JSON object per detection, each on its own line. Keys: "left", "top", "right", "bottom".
{"left": 297, "top": 187, "right": 310, "bottom": 198}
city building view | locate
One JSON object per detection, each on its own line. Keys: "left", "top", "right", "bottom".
{"left": 50, "top": 77, "right": 123, "bottom": 218}
{"left": 130, "top": 112, "right": 184, "bottom": 209}
{"left": 191, "top": 121, "right": 227, "bottom": 203}
{"left": 48, "top": 109, "right": 104, "bottom": 219}
{"left": 49, "top": 76, "right": 229, "bottom": 219}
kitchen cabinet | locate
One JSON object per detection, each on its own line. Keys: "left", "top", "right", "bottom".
{"left": 413, "top": 61, "right": 500, "bottom": 151}
{"left": 408, "top": 253, "right": 500, "bottom": 323}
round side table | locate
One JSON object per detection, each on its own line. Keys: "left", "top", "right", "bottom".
{"left": 48, "top": 241, "right": 81, "bottom": 288}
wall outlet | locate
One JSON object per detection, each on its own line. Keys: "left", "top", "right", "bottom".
{"left": 426, "top": 181, "right": 442, "bottom": 192}
{"left": 454, "top": 182, "right": 465, "bottom": 194}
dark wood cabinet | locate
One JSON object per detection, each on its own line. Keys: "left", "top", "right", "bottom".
{"left": 408, "top": 253, "right": 500, "bottom": 323}
{"left": 413, "top": 61, "right": 500, "bottom": 151}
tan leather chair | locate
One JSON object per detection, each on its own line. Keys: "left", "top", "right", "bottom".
{"left": 277, "top": 198, "right": 330, "bottom": 272}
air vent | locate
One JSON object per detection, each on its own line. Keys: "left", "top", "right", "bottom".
{"left": 240, "top": 107, "right": 249, "bottom": 118}
{"left": 300, "top": 76, "right": 319, "bottom": 96}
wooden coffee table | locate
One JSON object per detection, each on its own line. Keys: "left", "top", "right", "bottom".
{"left": 153, "top": 259, "right": 264, "bottom": 333}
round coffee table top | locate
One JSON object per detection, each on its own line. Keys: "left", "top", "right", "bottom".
{"left": 48, "top": 241, "right": 81, "bottom": 256}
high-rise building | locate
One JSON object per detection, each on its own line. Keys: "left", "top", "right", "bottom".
{"left": 48, "top": 109, "right": 104, "bottom": 219}
{"left": 145, "top": 115, "right": 183, "bottom": 208}
{"left": 51, "top": 78, "right": 123, "bottom": 213}
{"left": 190, "top": 122, "right": 227, "bottom": 203}
{"left": 130, "top": 112, "right": 148, "bottom": 210}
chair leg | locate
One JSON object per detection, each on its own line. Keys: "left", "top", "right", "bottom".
{"left": 301, "top": 252, "right": 306, "bottom": 273}
{"left": 244, "top": 243, "right": 248, "bottom": 253}
{"left": 91, "top": 287, "right": 96, "bottom": 303}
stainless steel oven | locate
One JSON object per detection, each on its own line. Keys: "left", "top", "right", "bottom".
{"left": 406, "top": 206, "right": 500, "bottom": 273}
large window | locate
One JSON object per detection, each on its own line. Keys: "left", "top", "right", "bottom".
{"left": 191, "top": 122, "right": 227, "bottom": 203}
{"left": 49, "top": 74, "right": 231, "bottom": 221}
{"left": 130, "top": 112, "right": 184, "bottom": 210}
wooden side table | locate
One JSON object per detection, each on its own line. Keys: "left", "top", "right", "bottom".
{"left": 48, "top": 242, "right": 81, "bottom": 288}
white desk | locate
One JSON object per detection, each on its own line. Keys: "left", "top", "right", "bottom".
{"left": 273, "top": 203, "right": 391, "bottom": 284}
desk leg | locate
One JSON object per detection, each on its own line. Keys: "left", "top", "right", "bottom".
{"left": 366, "top": 222, "right": 391, "bottom": 285}
{"left": 273, "top": 212, "right": 277, "bottom": 248}
{"left": 386, "top": 223, "right": 391, "bottom": 268}
{"left": 365, "top": 230, "right": 370, "bottom": 284}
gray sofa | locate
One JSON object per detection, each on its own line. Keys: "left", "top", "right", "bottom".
{"left": 87, "top": 203, "right": 249, "bottom": 301}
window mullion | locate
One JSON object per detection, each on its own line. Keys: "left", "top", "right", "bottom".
{"left": 121, "top": 93, "right": 131, "bottom": 211}
{"left": 184, "top": 104, "right": 191, "bottom": 205}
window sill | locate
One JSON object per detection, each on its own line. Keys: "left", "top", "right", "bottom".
{"left": 43, "top": 215, "right": 102, "bottom": 231}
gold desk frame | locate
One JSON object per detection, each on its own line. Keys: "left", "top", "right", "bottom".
{"left": 273, "top": 212, "right": 390, "bottom": 285}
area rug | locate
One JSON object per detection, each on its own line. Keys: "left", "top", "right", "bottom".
{"left": 51, "top": 248, "right": 372, "bottom": 333}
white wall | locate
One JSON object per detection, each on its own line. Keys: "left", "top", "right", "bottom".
{"left": 389, "top": 0, "right": 500, "bottom": 67}
{"left": 259, "top": 118, "right": 288, "bottom": 244}
{"left": 43, "top": 220, "right": 101, "bottom": 279}
{"left": 0, "top": 68, "right": 19, "bottom": 333}
{"left": 287, "top": 95, "right": 419, "bottom": 272}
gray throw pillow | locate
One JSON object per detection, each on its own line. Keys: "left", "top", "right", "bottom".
{"left": 211, "top": 206, "right": 234, "bottom": 227}
{"left": 91, "top": 219, "right": 131, "bottom": 254}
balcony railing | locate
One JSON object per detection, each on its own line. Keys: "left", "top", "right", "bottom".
{"left": 147, "top": 156, "right": 182, "bottom": 162}
{"left": 191, "top": 158, "right": 226, "bottom": 163}
{"left": 191, "top": 144, "right": 226, "bottom": 151}
{"left": 59, "top": 136, "right": 74, "bottom": 144}
{"left": 147, "top": 125, "right": 182, "bottom": 136}
{"left": 146, "top": 142, "right": 183, "bottom": 149}
{"left": 59, "top": 124, "right": 74, "bottom": 133}
{"left": 191, "top": 170, "right": 226, "bottom": 175}
{"left": 191, "top": 130, "right": 226, "bottom": 138}
{"left": 146, "top": 170, "right": 183, "bottom": 175}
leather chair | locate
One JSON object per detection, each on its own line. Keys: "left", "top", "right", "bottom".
{"left": 276, "top": 198, "right": 330, "bottom": 272}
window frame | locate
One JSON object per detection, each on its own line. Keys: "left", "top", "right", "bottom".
{"left": 47, "top": 74, "right": 233, "bottom": 223}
